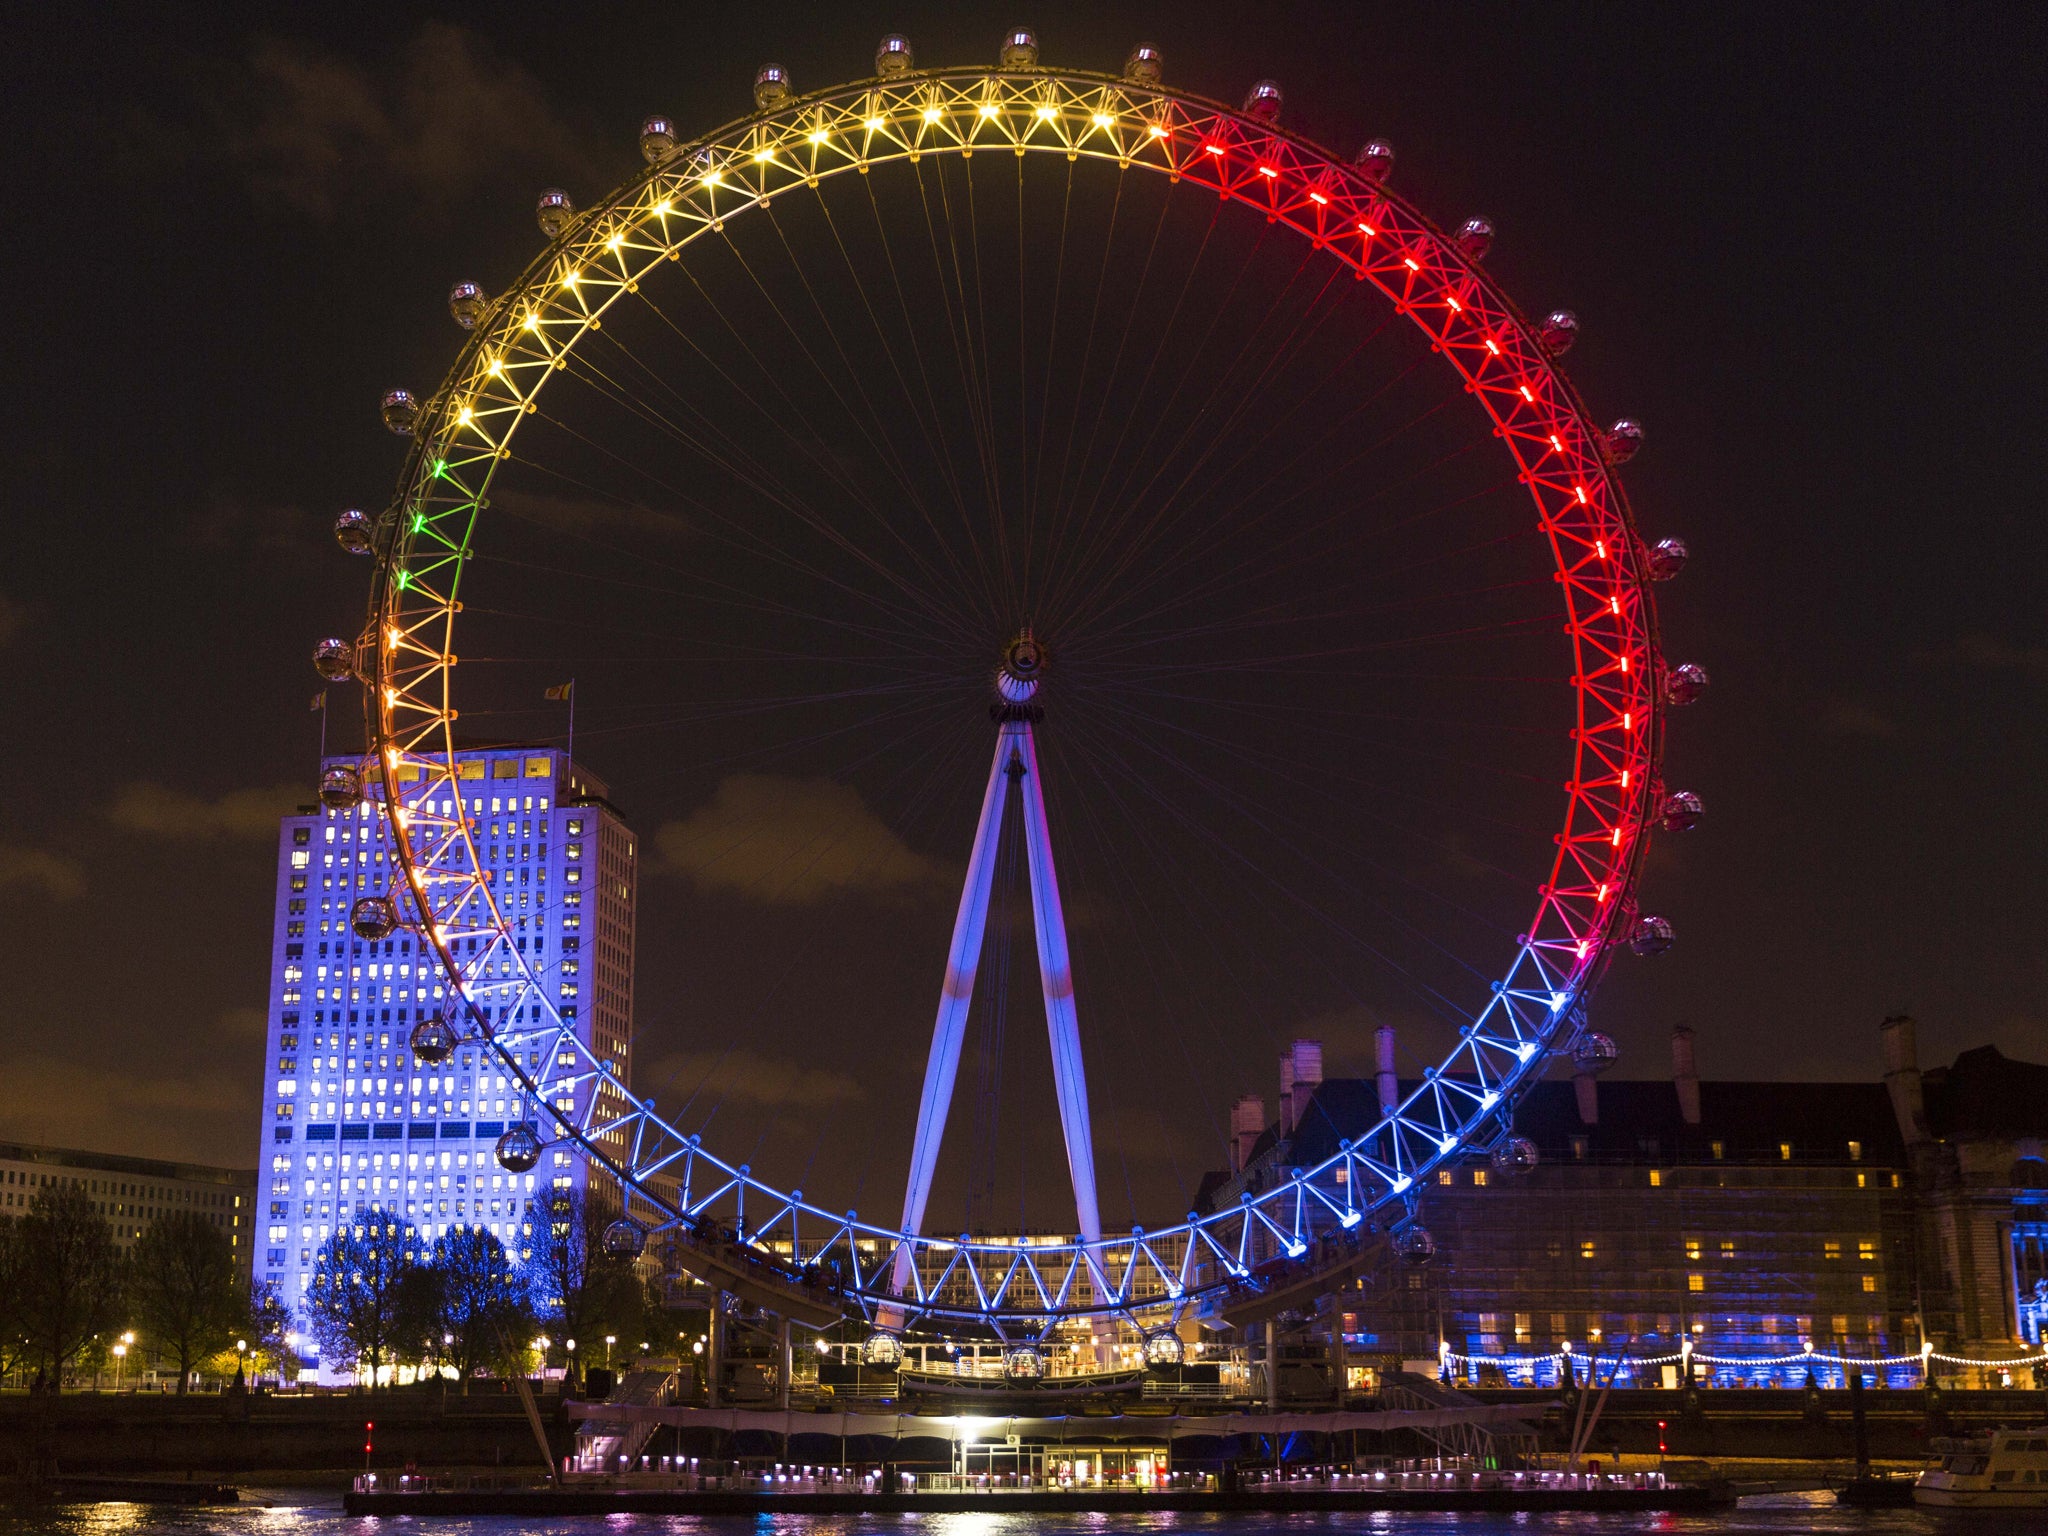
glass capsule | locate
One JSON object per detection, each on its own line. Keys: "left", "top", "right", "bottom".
{"left": 861, "top": 1332, "right": 902, "bottom": 1367}
{"left": 350, "top": 895, "right": 399, "bottom": 941}
{"left": 1648, "top": 537, "right": 1689, "bottom": 581}
{"left": 1572, "top": 1031, "right": 1620, "bottom": 1073}
{"left": 1602, "top": 418, "right": 1645, "bottom": 464}
{"left": 318, "top": 764, "right": 363, "bottom": 811}
{"left": 753, "top": 64, "right": 792, "bottom": 110}
{"left": 639, "top": 115, "right": 676, "bottom": 164}
{"left": 409, "top": 1014, "right": 455, "bottom": 1065}
{"left": 333, "top": 508, "right": 372, "bottom": 555}
{"left": 495, "top": 1124, "right": 542, "bottom": 1173}
{"left": 602, "top": 1218, "right": 648, "bottom": 1259}
{"left": 1123, "top": 44, "right": 1163, "bottom": 83}
{"left": 1491, "top": 1136, "right": 1540, "bottom": 1174}
{"left": 1455, "top": 217, "right": 1494, "bottom": 261}
{"left": 1354, "top": 139, "right": 1394, "bottom": 183}
{"left": 536, "top": 188, "right": 575, "bottom": 239}
{"left": 1663, "top": 662, "right": 1709, "bottom": 706}
{"left": 312, "top": 638, "right": 355, "bottom": 682}
{"left": 1243, "top": 81, "right": 1283, "bottom": 122}
{"left": 999, "top": 29, "right": 1039, "bottom": 69}
{"left": 1540, "top": 309, "right": 1580, "bottom": 355}
{"left": 1397, "top": 1224, "right": 1436, "bottom": 1267}
{"left": 875, "top": 35, "right": 913, "bottom": 75}
{"left": 1658, "top": 790, "right": 1704, "bottom": 832}
{"left": 1143, "top": 1330, "right": 1185, "bottom": 1367}
{"left": 448, "top": 282, "right": 488, "bottom": 328}
{"left": 1630, "top": 914, "right": 1676, "bottom": 957}
{"left": 379, "top": 388, "right": 417, "bottom": 436}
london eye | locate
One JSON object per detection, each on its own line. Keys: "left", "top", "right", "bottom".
{"left": 314, "top": 30, "right": 1699, "bottom": 1359}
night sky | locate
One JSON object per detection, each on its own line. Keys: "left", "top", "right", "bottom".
{"left": 4, "top": 3, "right": 2043, "bottom": 1225}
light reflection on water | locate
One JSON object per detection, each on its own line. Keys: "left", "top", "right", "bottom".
{"left": 0, "top": 1492, "right": 2036, "bottom": 1536}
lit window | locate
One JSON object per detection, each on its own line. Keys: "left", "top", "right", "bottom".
{"left": 1579, "top": 1240, "right": 1595, "bottom": 1260}
{"left": 1858, "top": 1240, "right": 1876, "bottom": 1260}
{"left": 1472, "top": 1169, "right": 1488, "bottom": 1187}
{"left": 1847, "top": 1140, "right": 1862, "bottom": 1161}
{"left": 1687, "top": 1274, "right": 1704, "bottom": 1293}
{"left": 1824, "top": 1240, "right": 1842, "bottom": 1259}
{"left": 1684, "top": 1239, "right": 1702, "bottom": 1260}
{"left": 1710, "top": 1140, "right": 1725, "bottom": 1160}
{"left": 1649, "top": 1169, "right": 1662, "bottom": 1187}
{"left": 1862, "top": 1275, "right": 1877, "bottom": 1293}
{"left": 1780, "top": 1142, "right": 1793, "bottom": 1160}
{"left": 1438, "top": 1170, "right": 1454, "bottom": 1186}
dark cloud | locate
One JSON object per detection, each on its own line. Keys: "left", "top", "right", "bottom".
{"left": 652, "top": 775, "right": 945, "bottom": 904}
{"left": 0, "top": 1055, "right": 249, "bottom": 1163}
{"left": 108, "top": 781, "right": 307, "bottom": 840}
{"left": 0, "top": 594, "right": 26, "bottom": 648}
{"left": 644, "top": 1047, "right": 862, "bottom": 1111}
{"left": 494, "top": 488, "right": 699, "bottom": 545}
{"left": 1819, "top": 699, "right": 1899, "bottom": 740}
{"left": 0, "top": 846, "right": 87, "bottom": 902}
{"left": 222, "top": 23, "right": 602, "bottom": 221}
{"left": 1930, "top": 633, "right": 2048, "bottom": 676}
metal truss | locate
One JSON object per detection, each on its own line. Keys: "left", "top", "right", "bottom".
{"left": 354, "top": 61, "right": 1664, "bottom": 1336}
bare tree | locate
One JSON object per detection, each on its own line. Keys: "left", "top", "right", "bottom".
{"left": 304, "top": 1215, "right": 422, "bottom": 1387}
{"left": 12, "top": 1186, "right": 122, "bottom": 1390}
{"left": 129, "top": 1211, "right": 243, "bottom": 1394}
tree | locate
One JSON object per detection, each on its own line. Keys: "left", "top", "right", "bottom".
{"left": 12, "top": 1185, "right": 122, "bottom": 1390}
{"left": 305, "top": 1215, "right": 422, "bottom": 1387}
{"left": 427, "top": 1227, "right": 532, "bottom": 1381}
{"left": 526, "top": 1192, "right": 640, "bottom": 1377}
{"left": 0, "top": 1216, "right": 30, "bottom": 1381}
{"left": 243, "top": 1278, "right": 295, "bottom": 1385}
{"left": 129, "top": 1211, "right": 243, "bottom": 1394}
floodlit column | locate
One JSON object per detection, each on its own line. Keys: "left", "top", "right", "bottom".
{"left": 886, "top": 732, "right": 1015, "bottom": 1308}
{"left": 1015, "top": 722, "right": 1102, "bottom": 1244}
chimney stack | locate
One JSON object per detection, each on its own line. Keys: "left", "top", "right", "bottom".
{"left": 1278, "top": 1038, "right": 1324, "bottom": 1136}
{"left": 1375, "top": 1024, "right": 1400, "bottom": 1115}
{"left": 1231, "top": 1094, "right": 1267, "bottom": 1174}
{"left": 1573, "top": 1070, "right": 1599, "bottom": 1125}
{"left": 1671, "top": 1024, "right": 1701, "bottom": 1125}
{"left": 1879, "top": 1014, "right": 1930, "bottom": 1144}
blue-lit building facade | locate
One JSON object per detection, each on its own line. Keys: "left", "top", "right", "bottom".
{"left": 1206, "top": 1018, "right": 2048, "bottom": 1391}
{"left": 255, "top": 745, "right": 637, "bottom": 1358}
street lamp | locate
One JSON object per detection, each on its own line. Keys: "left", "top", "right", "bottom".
{"left": 112, "top": 1343, "right": 128, "bottom": 1392}
{"left": 605, "top": 1334, "right": 616, "bottom": 1366}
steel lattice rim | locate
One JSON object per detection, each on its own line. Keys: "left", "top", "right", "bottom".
{"left": 355, "top": 63, "right": 1664, "bottom": 1336}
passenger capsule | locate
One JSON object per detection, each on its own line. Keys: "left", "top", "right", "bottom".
{"left": 601, "top": 1218, "right": 648, "bottom": 1259}
{"left": 875, "top": 34, "right": 914, "bottom": 75}
{"left": 447, "top": 281, "right": 488, "bottom": 329}
{"left": 1143, "top": 1330, "right": 1184, "bottom": 1368}
{"left": 639, "top": 114, "right": 677, "bottom": 164}
{"left": 1003, "top": 1344, "right": 1046, "bottom": 1380}
{"left": 1454, "top": 217, "right": 1494, "bottom": 261}
{"left": 1572, "top": 1031, "right": 1620, "bottom": 1074}
{"left": 380, "top": 388, "right": 418, "bottom": 436}
{"left": 1123, "top": 43, "right": 1163, "bottom": 83}
{"left": 1658, "top": 790, "right": 1705, "bottom": 832}
{"left": 351, "top": 894, "right": 400, "bottom": 941}
{"left": 1243, "top": 80, "right": 1283, "bottom": 122}
{"left": 536, "top": 188, "right": 575, "bottom": 238}
{"left": 312, "top": 637, "right": 356, "bottom": 682}
{"left": 1630, "top": 913, "right": 1676, "bottom": 957}
{"left": 861, "top": 1331, "right": 903, "bottom": 1368}
{"left": 1647, "top": 536, "right": 1690, "bottom": 581}
{"left": 495, "top": 1123, "right": 542, "bottom": 1173}
{"left": 999, "top": 29, "right": 1039, "bottom": 69}
{"left": 333, "top": 507, "right": 373, "bottom": 555}
{"left": 1663, "top": 662, "right": 1709, "bottom": 706}
{"left": 1397, "top": 1224, "right": 1436, "bottom": 1267}
{"left": 318, "top": 764, "right": 363, "bottom": 811}
{"left": 1353, "top": 139, "right": 1394, "bottom": 183}
{"left": 409, "top": 1014, "right": 456, "bottom": 1065}
{"left": 1602, "top": 417, "right": 1645, "bottom": 465}
{"left": 753, "top": 64, "right": 792, "bottom": 110}
{"left": 1491, "top": 1136, "right": 1541, "bottom": 1175}
{"left": 1539, "top": 309, "right": 1580, "bottom": 356}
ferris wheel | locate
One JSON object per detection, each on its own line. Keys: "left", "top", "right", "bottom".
{"left": 314, "top": 30, "right": 1702, "bottom": 1353}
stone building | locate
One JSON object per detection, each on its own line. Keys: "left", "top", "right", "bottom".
{"left": 1203, "top": 1018, "right": 2047, "bottom": 1386}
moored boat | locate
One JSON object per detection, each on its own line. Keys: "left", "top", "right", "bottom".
{"left": 1914, "top": 1426, "right": 2048, "bottom": 1508}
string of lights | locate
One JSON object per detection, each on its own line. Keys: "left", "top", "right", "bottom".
{"left": 1440, "top": 1341, "right": 2048, "bottom": 1371}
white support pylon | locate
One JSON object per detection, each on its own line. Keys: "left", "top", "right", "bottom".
{"left": 882, "top": 639, "right": 1102, "bottom": 1327}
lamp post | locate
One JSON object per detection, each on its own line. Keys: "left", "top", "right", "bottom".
{"left": 112, "top": 1343, "right": 128, "bottom": 1392}
{"left": 605, "top": 1334, "right": 616, "bottom": 1367}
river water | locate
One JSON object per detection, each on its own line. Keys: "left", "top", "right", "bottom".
{"left": 0, "top": 1492, "right": 2039, "bottom": 1536}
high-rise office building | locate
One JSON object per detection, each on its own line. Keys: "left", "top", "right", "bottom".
{"left": 254, "top": 745, "right": 637, "bottom": 1356}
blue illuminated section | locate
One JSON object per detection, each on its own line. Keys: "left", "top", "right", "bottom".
{"left": 252, "top": 746, "right": 633, "bottom": 1356}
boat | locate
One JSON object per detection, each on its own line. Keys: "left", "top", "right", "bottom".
{"left": 1913, "top": 1426, "right": 2048, "bottom": 1508}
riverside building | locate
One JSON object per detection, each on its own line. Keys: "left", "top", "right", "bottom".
{"left": 254, "top": 746, "right": 637, "bottom": 1345}
{"left": 1206, "top": 1020, "right": 2048, "bottom": 1388}
{"left": 0, "top": 1140, "right": 256, "bottom": 1280}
